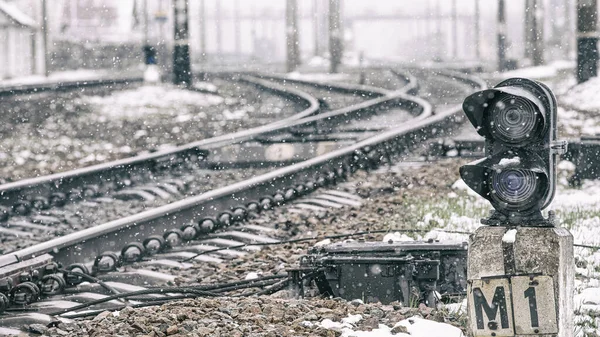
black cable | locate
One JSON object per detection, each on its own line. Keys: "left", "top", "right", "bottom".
{"left": 50, "top": 275, "right": 288, "bottom": 316}
{"left": 145, "top": 274, "right": 287, "bottom": 292}
{"left": 55, "top": 296, "right": 197, "bottom": 319}
{"left": 58, "top": 268, "right": 130, "bottom": 305}
{"left": 48, "top": 287, "right": 221, "bottom": 316}
{"left": 210, "top": 278, "right": 280, "bottom": 294}
{"left": 575, "top": 243, "right": 600, "bottom": 250}
{"left": 253, "top": 278, "right": 290, "bottom": 296}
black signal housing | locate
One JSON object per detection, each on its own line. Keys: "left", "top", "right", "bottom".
{"left": 459, "top": 78, "right": 563, "bottom": 225}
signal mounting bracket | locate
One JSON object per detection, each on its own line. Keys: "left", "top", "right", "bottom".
{"left": 481, "top": 209, "right": 557, "bottom": 227}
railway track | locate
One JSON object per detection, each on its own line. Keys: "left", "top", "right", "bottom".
{"left": 0, "top": 69, "right": 484, "bottom": 334}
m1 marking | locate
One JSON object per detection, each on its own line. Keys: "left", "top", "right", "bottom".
{"left": 512, "top": 275, "right": 557, "bottom": 335}
{"left": 468, "top": 278, "right": 514, "bottom": 337}
{"left": 473, "top": 286, "right": 510, "bottom": 330}
{"left": 523, "top": 286, "right": 539, "bottom": 327}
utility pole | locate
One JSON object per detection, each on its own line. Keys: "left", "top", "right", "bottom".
{"left": 497, "top": 0, "right": 507, "bottom": 71}
{"left": 436, "top": 0, "right": 443, "bottom": 61}
{"left": 234, "top": 0, "right": 241, "bottom": 56}
{"left": 142, "top": 0, "right": 158, "bottom": 77}
{"left": 199, "top": 0, "right": 206, "bottom": 62}
{"left": 313, "top": 0, "right": 320, "bottom": 56}
{"left": 532, "top": 0, "right": 545, "bottom": 65}
{"left": 286, "top": 0, "right": 300, "bottom": 72}
{"left": 142, "top": 0, "right": 149, "bottom": 47}
{"left": 216, "top": 0, "right": 222, "bottom": 58}
{"left": 577, "top": 0, "right": 598, "bottom": 83}
{"left": 173, "top": 0, "right": 191, "bottom": 85}
{"left": 565, "top": 0, "right": 573, "bottom": 59}
{"left": 525, "top": 0, "right": 545, "bottom": 65}
{"left": 525, "top": 0, "right": 533, "bottom": 60}
{"left": 251, "top": 2, "right": 257, "bottom": 58}
{"left": 329, "top": 0, "right": 343, "bottom": 73}
{"left": 452, "top": 0, "right": 458, "bottom": 59}
{"left": 475, "top": 0, "right": 480, "bottom": 59}
{"left": 42, "top": 0, "right": 49, "bottom": 76}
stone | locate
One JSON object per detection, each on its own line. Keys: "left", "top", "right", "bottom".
{"left": 391, "top": 325, "right": 408, "bottom": 334}
{"left": 27, "top": 324, "right": 48, "bottom": 334}
{"left": 92, "top": 311, "right": 111, "bottom": 322}
{"left": 166, "top": 326, "right": 179, "bottom": 335}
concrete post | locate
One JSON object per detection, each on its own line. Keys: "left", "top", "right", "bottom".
{"left": 475, "top": 0, "right": 480, "bottom": 59}
{"left": 565, "top": 0, "right": 573, "bottom": 59}
{"left": 286, "top": 0, "right": 300, "bottom": 72}
{"left": 497, "top": 0, "right": 507, "bottom": 71}
{"left": 467, "top": 226, "right": 574, "bottom": 337}
{"left": 329, "top": 0, "right": 343, "bottom": 73}
{"left": 436, "top": 0, "right": 443, "bottom": 61}
{"left": 42, "top": 0, "right": 49, "bottom": 76}
{"left": 216, "top": 0, "right": 222, "bottom": 58}
{"left": 173, "top": 0, "right": 191, "bottom": 86}
{"left": 532, "top": 0, "right": 545, "bottom": 65}
{"left": 452, "top": 0, "right": 458, "bottom": 59}
{"left": 199, "top": 0, "right": 206, "bottom": 62}
{"left": 234, "top": 0, "right": 241, "bottom": 56}
{"left": 525, "top": 0, "right": 534, "bottom": 60}
{"left": 313, "top": 0, "right": 320, "bottom": 56}
{"left": 577, "top": 0, "right": 598, "bottom": 83}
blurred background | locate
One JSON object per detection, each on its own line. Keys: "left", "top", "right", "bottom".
{"left": 0, "top": 0, "right": 576, "bottom": 79}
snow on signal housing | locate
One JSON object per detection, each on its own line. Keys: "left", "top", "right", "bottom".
{"left": 459, "top": 78, "right": 560, "bottom": 225}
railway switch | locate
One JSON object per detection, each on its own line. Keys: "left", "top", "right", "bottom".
{"left": 460, "top": 78, "right": 573, "bottom": 337}
{"left": 289, "top": 240, "right": 468, "bottom": 307}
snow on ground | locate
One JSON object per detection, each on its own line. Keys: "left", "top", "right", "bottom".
{"left": 0, "top": 69, "right": 107, "bottom": 86}
{"left": 319, "top": 314, "right": 464, "bottom": 337}
{"left": 561, "top": 76, "right": 600, "bottom": 113}
{"left": 79, "top": 85, "right": 224, "bottom": 119}
{"left": 494, "top": 60, "right": 575, "bottom": 81}
{"left": 286, "top": 71, "right": 353, "bottom": 82}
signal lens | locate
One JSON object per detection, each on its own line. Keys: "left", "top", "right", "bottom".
{"left": 489, "top": 95, "right": 541, "bottom": 145}
{"left": 489, "top": 169, "right": 541, "bottom": 211}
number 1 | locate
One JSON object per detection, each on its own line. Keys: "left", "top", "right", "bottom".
{"left": 524, "top": 286, "right": 539, "bottom": 328}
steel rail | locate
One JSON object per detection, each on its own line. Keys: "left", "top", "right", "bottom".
{"left": 253, "top": 72, "right": 392, "bottom": 97}
{"left": 0, "top": 75, "right": 322, "bottom": 213}
{"left": 0, "top": 76, "right": 144, "bottom": 97}
{"left": 0, "top": 70, "right": 483, "bottom": 270}
{"left": 0, "top": 72, "right": 419, "bottom": 216}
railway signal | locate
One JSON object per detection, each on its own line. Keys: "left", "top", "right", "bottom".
{"left": 460, "top": 78, "right": 565, "bottom": 225}
{"left": 461, "top": 79, "right": 573, "bottom": 337}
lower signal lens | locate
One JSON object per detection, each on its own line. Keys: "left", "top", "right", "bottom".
{"left": 490, "top": 169, "right": 541, "bottom": 211}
